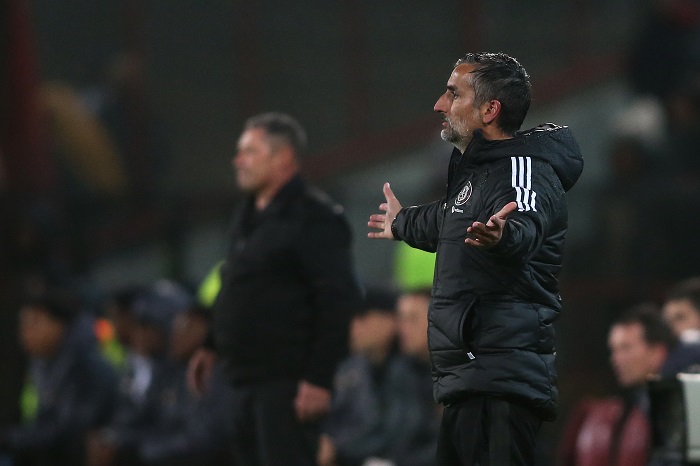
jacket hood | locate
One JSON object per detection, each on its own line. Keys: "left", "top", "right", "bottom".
{"left": 467, "top": 123, "right": 584, "bottom": 192}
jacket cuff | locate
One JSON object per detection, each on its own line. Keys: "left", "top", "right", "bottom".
{"left": 488, "top": 220, "right": 515, "bottom": 256}
{"left": 390, "top": 211, "right": 403, "bottom": 241}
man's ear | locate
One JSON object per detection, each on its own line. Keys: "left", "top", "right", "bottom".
{"left": 272, "top": 143, "right": 297, "bottom": 168}
{"left": 482, "top": 99, "right": 501, "bottom": 125}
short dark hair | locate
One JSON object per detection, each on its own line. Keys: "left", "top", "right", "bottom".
{"left": 24, "top": 288, "right": 80, "bottom": 323}
{"left": 244, "top": 112, "right": 308, "bottom": 156}
{"left": 666, "top": 277, "right": 700, "bottom": 314}
{"left": 454, "top": 52, "right": 531, "bottom": 135}
{"left": 358, "top": 286, "right": 398, "bottom": 316}
{"left": 614, "top": 303, "right": 677, "bottom": 348}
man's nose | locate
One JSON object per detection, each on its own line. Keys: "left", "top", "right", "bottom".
{"left": 434, "top": 94, "right": 447, "bottom": 113}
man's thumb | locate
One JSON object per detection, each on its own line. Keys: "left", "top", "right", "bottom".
{"left": 496, "top": 201, "right": 519, "bottom": 219}
{"left": 383, "top": 182, "right": 394, "bottom": 200}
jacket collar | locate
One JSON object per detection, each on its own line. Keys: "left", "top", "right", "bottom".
{"left": 239, "top": 173, "right": 305, "bottom": 222}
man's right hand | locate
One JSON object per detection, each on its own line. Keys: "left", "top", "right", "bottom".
{"left": 187, "top": 348, "right": 217, "bottom": 396}
{"left": 367, "top": 182, "right": 402, "bottom": 240}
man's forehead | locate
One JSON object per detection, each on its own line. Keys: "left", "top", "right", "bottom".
{"left": 448, "top": 63, "right": 477, "bottom": 86}
{"left": 609, "top": 322, "right": 645, "bottom": 342}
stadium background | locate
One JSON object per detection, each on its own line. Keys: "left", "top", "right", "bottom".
{"left": 2, "top": 0, "right": 698, "bottom": 463}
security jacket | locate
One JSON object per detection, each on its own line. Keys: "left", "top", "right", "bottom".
{"left": 212, "top": 175, "right": 362, "bottom": 390}
{"left": 392, "top": 124, "right": 583, "bottom": 420}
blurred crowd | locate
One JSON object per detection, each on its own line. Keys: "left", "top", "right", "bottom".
{"left": 0, "top": 269, "right": 441, "bottom": 466}
{"left": 0, "top": 278, "right": 234, "bottom": 466}
{"left": 4, "top": 271, "right": 700, "bottom": 466}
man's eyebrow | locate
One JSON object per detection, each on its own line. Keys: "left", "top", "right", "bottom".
{"left": 447, "top": 84, "right": 457, "bottom": 92}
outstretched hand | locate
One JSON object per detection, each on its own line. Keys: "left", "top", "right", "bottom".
{"left": 367, "top": 182, "right": 402, "bottom": 240}
{"left": 465, "top": 201, "right": 518, "bottom": 248}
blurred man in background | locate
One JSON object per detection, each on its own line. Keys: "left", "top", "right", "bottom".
{"left": 558, "top": 304, "right": 676, "bottom": 466}
{"left": 188, "top": 112, "right": 363, "bottom": 466}
{"left": 663, "top": 276, "right": 700, "bottom": 344}
{"left": 318, "top": 287, "right": 401, "bottom": 466}
{"left": 608, "top": 305, "right": 674, "bottom": 401}
{"left": 86, "top": 280, "right": 192, "bottom": 466}
{"left": 394, "top": 288, "right": 440, "bottom": 466}
{"left": 319, "top": 287, "right": 440, "bottom": 466}
{"left": 0, "top": 288, "right": 118, "bottom": 466}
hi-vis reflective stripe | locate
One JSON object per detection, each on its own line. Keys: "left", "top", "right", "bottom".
{"left": 511, "top": 156, "right": 537, "bottom": 212}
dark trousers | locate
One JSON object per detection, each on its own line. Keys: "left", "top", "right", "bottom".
{"left": 229, "top": 379, "right": 320, "bottom": 466}
{"left": 436, "top": 396, "right": 542, "bottom": 466}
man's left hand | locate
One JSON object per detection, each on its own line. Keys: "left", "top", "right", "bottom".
{"left": 465, "top": 201, "right": 518, "bottom": 248}
{"left": 294, "top": 380, "right": 331, "bottom": 423}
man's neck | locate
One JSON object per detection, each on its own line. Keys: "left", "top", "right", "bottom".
{"left": 458, "top": 127, "right": 513, "bottom": 154}
{"left": 254, "top": 170, "right": 298, "bottom": 211}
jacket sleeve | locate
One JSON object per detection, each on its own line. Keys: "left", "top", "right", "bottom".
{"left": 296, "top": 207, "right": 363, "bottom": 389}
{"left": 486, "top": 161, "right": 562, "bottom": 263}
{"left": 2, "top": 358, "right": 117, "bottom": 453}
{"left": 393, "top": 199, "right": 444, "bottom": 253}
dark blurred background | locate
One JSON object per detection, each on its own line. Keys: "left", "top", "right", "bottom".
{"left": 3, "top": 0, "right": 700, "bottom": 463}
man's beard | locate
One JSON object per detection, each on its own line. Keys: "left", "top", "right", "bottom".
{"left": 440, "top": 120, "right": 471, "bottom": 147}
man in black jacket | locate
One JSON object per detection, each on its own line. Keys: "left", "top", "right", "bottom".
{"left": 368, "top": 53, "right": 584, "bottom": 465}
{"left": 189, "top": 112, "right": 362, "bottom": 466}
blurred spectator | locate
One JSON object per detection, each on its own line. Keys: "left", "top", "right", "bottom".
{"left": 86, "top": 280, "right": 192, "bottom": 466}
{"left": 557, "top": 304, "right": 676, "bottom": 466}
{"left": 319, "top": 287, "right": 439, "bottom": 466}
{"left": 0, "top": 288, "right": 118, "bottom": 466}
{"left": 120, "top": 305, "right": 234, "bottom": 466}
{"left": 608, "top": 305, "right": 674, "bottom": 397}
{"left": 663, "top": 276, "right": 700, "bottom": 343}
{"left": 99, "top": 286, "right": 145, "bottom": 372}
{"left": 396, "top": 289, "right": 431, "bottom": 362}
{"left": 394, "top": 288, "right": 440, "bottom": 466}
{"left": 318, "top": 287, "right": 399, "bottom": 466}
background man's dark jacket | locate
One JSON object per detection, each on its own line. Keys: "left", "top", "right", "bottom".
{"left": 212, "top": 175, "right": 363, "bottom": 389}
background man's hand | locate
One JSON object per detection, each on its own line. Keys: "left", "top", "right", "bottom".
{"left": 317, "top": 434, "right": 339, "bottom": 466}
{"left": 465, "top": 201, "right": 518, "bottom": 248}
{"left": 186, "top": 348, "right": 216, "bottom": 396}
{"left": 294, "top": 380, "right": 331, "bottom": 423}
{"left": 367, "top": 182, "right": 402, "bottom": 240}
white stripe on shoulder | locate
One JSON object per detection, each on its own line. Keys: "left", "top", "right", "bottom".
{"left": 510, "top": 156, "right": 537, "bottom": 212}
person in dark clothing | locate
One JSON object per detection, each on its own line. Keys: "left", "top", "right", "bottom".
{"left": 188, "top": 112, "right": 363, "bottom": 466}
{"left": 663, "top": 276, "right": 700, "bottom": 344}
{"left": 558, "top": 304, "right": 679, "bottom": 466}
{"left": 0, "top": 288, "right": 118, "bottom": 466}
{"left": 394, "top": 288, "right": 441, "bottom": 466}
{"left": 320, "top": 287, "right": 439, "bottom": 466}
{"left": 368, "top": 52, "right": 584, "bottom": 465}
{"left": 86, "top": 280, "right": 195, "bottom": 466}
{"left": 125, "top": 305, "right": 234, "bottom": 466}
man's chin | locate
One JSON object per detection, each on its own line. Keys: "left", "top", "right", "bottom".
{"left": 440, "top": 129, "right": 467, "bottom": 146}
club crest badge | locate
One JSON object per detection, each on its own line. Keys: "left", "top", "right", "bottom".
{"left": 455, "top": 181, "right": 472, "bottom": 206}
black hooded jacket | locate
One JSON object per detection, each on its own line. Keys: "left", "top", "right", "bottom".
{"left": 392, "top": 124, "right": 583, "bottom": 420}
